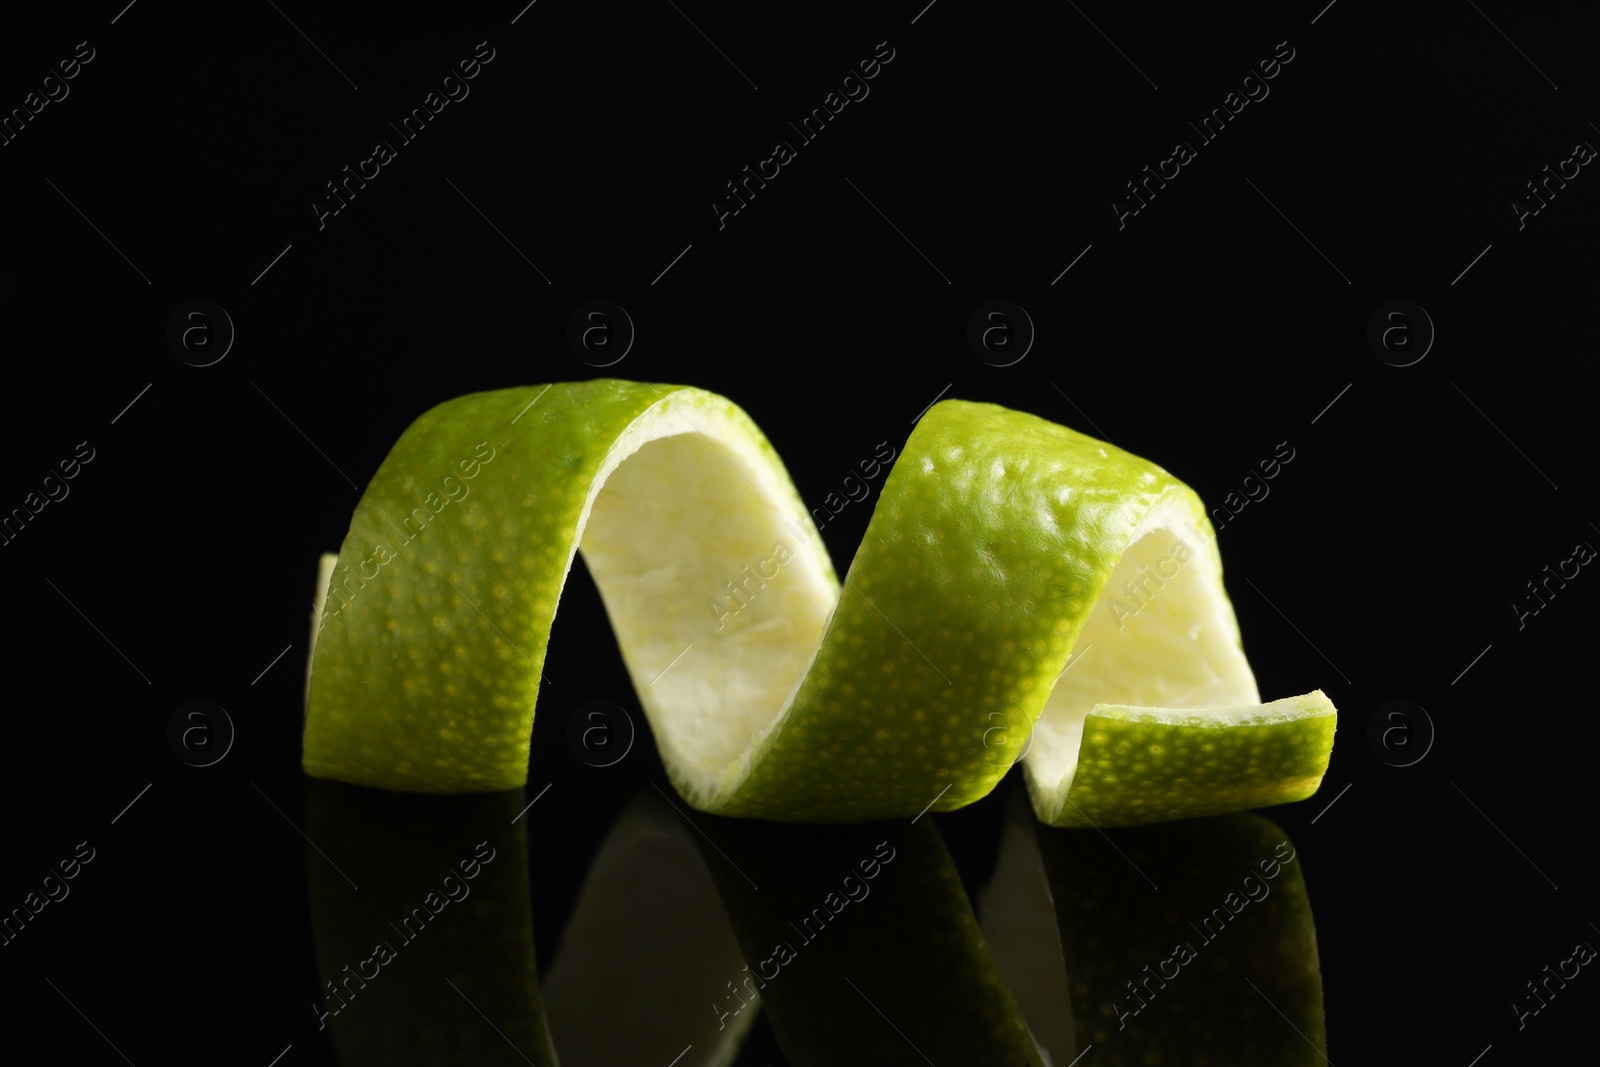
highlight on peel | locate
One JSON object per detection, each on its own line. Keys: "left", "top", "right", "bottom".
{"left": 303, "top": 379, "right": 1336, "bottom": 826}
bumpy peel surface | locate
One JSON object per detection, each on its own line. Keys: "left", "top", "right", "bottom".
{"left": 303, "top": 380, "right": 1336, "bottom": 826}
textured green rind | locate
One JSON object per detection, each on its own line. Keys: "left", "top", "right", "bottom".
{"left": 304, "top": 380, "right": 1336, "bottom": 826}
{"left": 703, "top": 399, "right": 1184, "bottom": 821}
{"left": 1048, "top": 692, "right": 1338, "bottom": 828}
{"left": 689, "top": 815, "right": 1048, "bottom": 1066}
{"left": 1034, "top": 813, "right": 1327, "bottom": 1064}
{"left": 306, "top": 380, "right": 688, "bottom": 791}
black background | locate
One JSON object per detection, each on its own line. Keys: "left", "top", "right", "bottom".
{"left": 1, "top": 1, "right": 1594, "bottom": 1063}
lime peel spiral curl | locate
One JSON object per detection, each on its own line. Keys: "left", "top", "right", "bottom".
{"left": 303, "top": 380, "right": 1336, "bottom": 827}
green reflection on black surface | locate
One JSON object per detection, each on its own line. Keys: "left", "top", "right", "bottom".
{"left": 984, "top": 786, "right": 1328, "bottom": 1065}
{"left": 305, "top": 780, "right": 555, "bottom": 1067}
{"left": 303, "top": 778, "right": 1326, "bottom": 1066}
{"left": 685, "top": 802, "right": 1048, "bottom": 1066}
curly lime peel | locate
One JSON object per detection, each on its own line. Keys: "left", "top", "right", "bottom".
{"left": 303, "top": 380, "right": 1336, "bottom": 826}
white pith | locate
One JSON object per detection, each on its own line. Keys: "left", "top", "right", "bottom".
{"left": 575, "top": 391, "right": 840, "bottom": 802}
{"left": 1024, "top": 492, "right": 1259, "bottom": 820}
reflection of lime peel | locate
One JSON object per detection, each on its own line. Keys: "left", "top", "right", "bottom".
{"left": 302, "top": 380, "right": 1337, "bottom": 826}
{"left": 978, "top": 788, "right": 1077, "bottom": 1064}
{"left": 542, "top": 791, "right": 754, "bottom": 1066}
